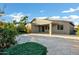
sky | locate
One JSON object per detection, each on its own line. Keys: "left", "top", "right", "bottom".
{"left": 0, "top": 3, "right": 79, "bottom": 25}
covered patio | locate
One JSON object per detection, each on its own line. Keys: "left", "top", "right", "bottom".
{"left": 32, "top": 22, "right": 58, "bottom": 35}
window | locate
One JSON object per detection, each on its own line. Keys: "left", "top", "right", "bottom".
{"left": 45, "top": 26, "right": 47, "bottom": 29}
{"left": 57, "top": 25, "right": 63, "bottom": 30}
{"left": 45, "top": 26, "right": 49, "bottom": 30}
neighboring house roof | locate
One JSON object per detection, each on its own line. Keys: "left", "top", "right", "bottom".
{"left": 31, "top": 18, "right": 74, "bottom": 26}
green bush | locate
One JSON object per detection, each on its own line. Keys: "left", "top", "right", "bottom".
{"left": 76, "top": 25, "right": 79, "bottom": 36}
{"left": 4, "top": 42, "right": 47, "bottom": 55}
{"left": 0, "top": 23, "right": 18, "bottom": 51}
{"left": 76, "top": 31, "right": 79, "bottom": 35}
{"left": 16, "top": 24, "right": 27, "bottom": 34}
{"left": 0, "top": 28, "right": 17, "bottom": 48}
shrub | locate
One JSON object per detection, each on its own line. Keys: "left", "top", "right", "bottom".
{"left": 76, "top": 25, "right": 79, "bottom": 36}
{"left": 0, "top": 28, "right": 17, "bottom": 48}
{"left": 76, "top": 30, "right": 79, "bottom": 35}
{"left": 4, "top": 42, "right": 47, "bottom": 55}
{"left": 16, "top": 23, "right": 27, "bottom": 34}
{"left": 0, "top": 23, "right": 18, "bottom": 54}
{"left": 0, "top": 21, "right": 5, "bottom": 29}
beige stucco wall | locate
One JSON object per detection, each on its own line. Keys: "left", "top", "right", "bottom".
{"left": 52, "top": 22, "right": 70, "bottom": 34}
{"left": 25, "top": 23, "right": 32, "bottom": 33}
{"left": 31, "top": 25, "right": 39, "bottom": 33}
{"left": 26, "top": 23, "right": 40, "bottom": 33}
{"left": 27, "top": 19, "right": 74, "bottom": 34}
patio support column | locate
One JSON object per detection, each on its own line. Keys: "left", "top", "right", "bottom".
{"left": 49, "top": 23, "right": 52, "bottom": 36}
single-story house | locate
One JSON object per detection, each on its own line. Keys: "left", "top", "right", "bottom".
{"left": 26, "top": 18, "right": 74, "bottom": 35}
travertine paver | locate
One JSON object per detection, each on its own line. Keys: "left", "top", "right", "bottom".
{"left": 16, "top": 34, "right": 79, "bottom": 55}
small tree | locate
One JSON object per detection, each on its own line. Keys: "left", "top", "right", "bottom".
{"left": 76, "top": 25, "right": 79, "bottom": 36}
{"left": 0, "top": 21, "right": 5, "bottom": 29}
{"left": 16, "top": 16, "right": 28, "bottom": 34}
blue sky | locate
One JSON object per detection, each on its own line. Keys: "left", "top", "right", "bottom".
{"left": 0, "top": 3, "right": 79, "bottom": 25}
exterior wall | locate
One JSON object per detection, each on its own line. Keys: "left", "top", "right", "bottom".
{"left": 31, "top": 25, "right": 39, "bottom": 33}
{"left": 68, "top": 23, "right": 74, "bottom": 34}
{"left": 25, "top": 23, "right": 32, "bottom": 33}
{"left": 31, "top": 25, "right": 49, "bottom": 33}
{"left": 29, "top": 19, "right": 74, "bottom": 34}
{"left": 52, "top": 22, "right": 71, "bottom": 34}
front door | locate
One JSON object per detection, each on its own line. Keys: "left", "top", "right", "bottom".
{"left": 42, "top": 26, "right": 44, "bottom": 32}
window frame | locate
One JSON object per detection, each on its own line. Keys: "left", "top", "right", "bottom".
{"left": 57, "top": 25, "right": 64, "bottom": 30}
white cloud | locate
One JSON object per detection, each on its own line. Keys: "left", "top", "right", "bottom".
{"left": 49, "top": 16, "right": 60, "bottom": 20}
{"left": 62, "top": 7, "right": 79, "bottom": 13}
{"left": 37, "top": 15, "right": 79, "bottom": 21}
{"left": 62, "top": 16, "right": 68, "bottom": 19}
{"left": 36, "top": 16, "right": 60, "bottom": 20}
{"left": 36, "top": 17, "right": 47, "bottom": 19}
{"left": 7, "top": 12, "right": 31, "bottom": 22}
{"left": 61, "top": 15, "right": 79, "bottom": 19}
{"left": 47, "top": 15, "right": 79, "bottom": 25}
{"left": 49, "top": 16, "right": 60, "bottom": 19}
{"left": 68, "top": 15, "right": 79, "bottom": 19}
{"left": 8, "top": 12, "right": 25, "bottom": 22}
{"left": 40, "top": 10, "right": 45, "bottom": 13}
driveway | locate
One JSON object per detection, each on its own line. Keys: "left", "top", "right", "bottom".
{"left": 16, "top": 34, "right": 79, "bottom": 55}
